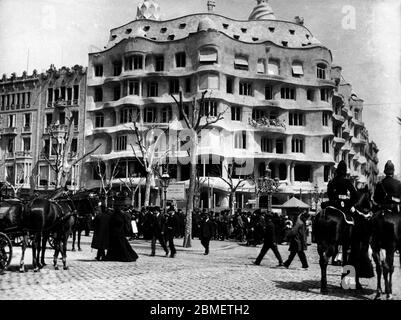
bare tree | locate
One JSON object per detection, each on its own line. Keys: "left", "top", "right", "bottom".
{"left": 93, "top": 158, "right": 121, "bottom": 207}
{"left": 130, "top": 121, "right": 170, "bottom": 207}
{"left": 218, "top": 159, "right": 255, "bottom": 216}
{"left": 171, "top": 91, "right": 227, "bottom": 247}
{"left": 41, "top": 112, "right": 100, "bottom": 193}
{"left": 120, "top": 174, "right": 146, "bottom": 207}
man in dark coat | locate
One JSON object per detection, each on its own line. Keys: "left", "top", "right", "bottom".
{"left": 253, "top": 211, "right": 284, "bottom": 266}
{"left": 373, "top": 160, "right": 401, "bottom": 211}
{"left": 327, "top": 160, "right": 358, "bottom": 222}
{"left": 283, "top": 211, "right": 309, "bottom": 269}
{"left": 91, "top": 204, "right": 112, "bottom": 261}
{"left": 199, "top": 212, "right": 214, "bottom": 255}
{"left": 150, "top": 207, "right": 169, "bottom": 257}
{"left": 165, "top": 206, "right": 179, "bottom": 258}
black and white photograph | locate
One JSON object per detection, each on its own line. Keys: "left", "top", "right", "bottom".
{"left": 0, "top": 0, "right": 400, "bottom": 308}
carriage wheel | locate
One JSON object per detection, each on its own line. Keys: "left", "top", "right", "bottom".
{"left": 0, "top": 233, "right": 13, "bottom": 272}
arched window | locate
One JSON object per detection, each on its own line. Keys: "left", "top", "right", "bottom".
{"left": 199, "top": 47, "right": 218, "bottom": 64}
{"left": 317, "top": 63, "right": 327, "bottom": 79}
{"left": 267, "top": 59, "right": 280, "bottom": 75}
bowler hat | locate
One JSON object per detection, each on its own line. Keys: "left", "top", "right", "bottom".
{"left": 384, "top": 160, "right": 395, "bottom": 175}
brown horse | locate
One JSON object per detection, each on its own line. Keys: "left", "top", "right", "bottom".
{"left": 313, "top": 189, "right": 373, "bottom": 294}
{"left": 33, "top": 197, "right": 75, "bottom": 270}
{"left": 371, "top": 207, "right": 401, "bottom": 300}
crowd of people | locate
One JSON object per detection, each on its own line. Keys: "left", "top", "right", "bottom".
{"left": 90, "top": 200, "right": 311, "bottom": 266}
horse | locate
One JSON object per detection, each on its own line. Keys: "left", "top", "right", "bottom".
{"left": 370, "top": 204, "right": 401, "bottom": 300}
{"left": 313, "top": 188, "right": 373, "bottom": 294}
{"left": 34, "top": 197, "right": 75, "bottom": 270}
{"left": 70, "top": 191, "right": 99, "bottom": 251}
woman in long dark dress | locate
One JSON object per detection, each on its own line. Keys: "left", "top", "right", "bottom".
{"left": 105, "top": 208, "right": 138, "bottom": 262}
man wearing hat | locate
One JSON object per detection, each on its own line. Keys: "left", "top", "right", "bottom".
{"left": 327, "top": 160, "right": 358, "bottom": 222}
{"left": 199, "top": 212, "right": 214, "bottom": 255}
{"left": 253, "top": 211, "right": 284, "bottom": 267}
{"left": 373, "top": 160, "right": 401, "bottom": 211}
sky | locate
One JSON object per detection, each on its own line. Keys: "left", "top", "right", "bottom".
{"left": 0, "top": 0, "right": 400, "bottom": 174}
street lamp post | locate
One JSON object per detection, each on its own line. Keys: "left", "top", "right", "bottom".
{"left": 160, "top": 171, "right": 171, "bottom": 213}
{"left": 312, "top": 183, "right": 322, "bottom": 212}
{"left": 257, "top": 167, "right": 280, "bottom": 213}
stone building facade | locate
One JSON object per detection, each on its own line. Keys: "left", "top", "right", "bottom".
{"left": 0, "top": 65, "right": 87, "bottom": 194}
{"left": 82, "top": 0, "right": 342, "bottom": 209}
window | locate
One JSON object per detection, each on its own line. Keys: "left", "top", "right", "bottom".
{"left": 8, "top": 114, "right": 15, "bottom": 127}
{"left": 317, "top": 63, "right": 327, "bottom": 79}
{"left": 322, "top": 138, "right": 330, "bottom": 153}
{"left": 7, "top": 138, "right": 14, "bottom": 153}
{"left": 354, "top": 109, "right": 360, "bottom": 120}
{"left": 48, "top": 88, "right": 53, "bottom": 105}
{"left": 147, "top": 82, "right": 159, "bottom": 97}
{"left": 161, "top": 106, "right": 172, "bottom": 123}
{"left": 282, "top": 41, "right": 288, "bottom": 47}
{"left": 39, "top": 166, "right": 49, "bottom": 186}
{"left": 72, "top": 112, "right": 79, "bottom": 129}
{"left": 59, "top": 112, "right": 65, "bottom": 125}
{"left": 291, "top": 138, "right": 304, "bottom": 153}
{"left": 24, "top": 113, "right": 31, "bottom": 128}
{"left": 113, "top": 86, "right": 121, "bottom": 101}
{"left": 295, "top": 165, "right": 311, "bottom": 182}
{"left": 67, "top": 88, "right": 72, "bottom": 103}
{"left": 128, "top": 80, "right": 140, "bottom": 96}
{"left": 257, "top": 59, "right": 265, "bottom": 74}
{"left": 169, "top": 79, "right": 180, "bottom": 94}
{"left": 322, "top": 112, "right": 329, "bottom": 126}
{"left": 68, "top": 139, "right": 78, "bottom": 155}
{"left": 234, "top": 56, "right": 248, "bottom": 71}
{"left": 94, "top": 87, "right": 103, "bottom": 102}
{"left": 155, "top": 56, "right": 164, "bottom": 71}
{"left": 267, "top": 59, "right": 280, "bottom": 75}
{"left": 307, "top": 89, "right": 314, "bottom": 101}
{"left": 324, "top": 165, "right": 330, "bottom": 182}
{"left": 252, "top": 109, "right": 266, "bottom": 120}
{"left": 46, "top": 113, "right": 53, "bottom": 127}
{"left": 179, "top": 105, "right": 190, "bottom": 121}
{"left": 265, "top": 85, "right": 273, "bottom": 100}
{"left": 276, "top": 140, "right": 284, "bottom": 154}
{"left": 200, "top": 100, "right": 217, "bottom": 117}
{"left": 95, "top": 113, "right": 104, "bottom": 128}
{"left": 291, "top": 62, "right": 304, "bottom": 77}
{"left": 231, "top": 106, "right": 241, "bottom": 121}
{"left": 320, "top": 88, "right": 330, "bottom": 101}
{"left": 281, "top": 87, "right": 296, "bottom": 100}
{"left": 144, "top": 107, "right": 157, "bottom": 123}
{"left": 234, "top": 131, "right": 246, "bottom": 149}
{"left": 113, "top": 61, "right": 122, "bottom": 76}
{"left": 185, "top": 78, "right": 191, "bottom": 93}
{"left": 23, "top": 137, "right": 31, "bottom": 152}
{"left": 239, "top": 81, "right": 252, "bottom": 96}
{"left": 60, "top": 87, "right": 66, "bottom": 101}
{"left": 226, "top": 77, "right": 233, "bottom": 94}
{"left": 133, "top": 55, "right": 143, "bottom": 70}
{"left": 116, "top": 135, "right": 127, "bottom": 151}
{"left": 175, "top": 52, "right": 186, "bottom": 68}
{"left": 199, "top": 48, "right": 218, "bottom": 64}
{"left": 261, "top": 137, "right": 273, "bottom": 153}
{"left": 94, "top": 64, "right": 103, "bottom": 77}
{"left": 73, "top": 85, "right": 79, "bottom": 100}
{"left": 120, "top": 107, "right": 138, "bottom": 123}
{"left": 289, "top": 112, "right": 304, "bottom": 126}
{"left": 199, "top": 74, "right": 219, "bottom": 90}
{"left": 125, "top": 56, "right": 133, "bottom": 70}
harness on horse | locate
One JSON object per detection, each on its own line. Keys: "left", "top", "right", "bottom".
{"left": 325, "top": 206, "right": 355, "bottom": 225}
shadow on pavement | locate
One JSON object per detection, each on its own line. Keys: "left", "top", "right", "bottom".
{"left": 273, "top": 279, "right": 375, "bottom": 300}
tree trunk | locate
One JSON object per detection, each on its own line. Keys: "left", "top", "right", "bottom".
{"left": 230, "top": 191, "right": 236, "bottom": 216}
{"left": 144, "top": 171, "right": 153, "bottom": 207}
{"left": 183, "top": 135, "right": 198, "bottom": 248}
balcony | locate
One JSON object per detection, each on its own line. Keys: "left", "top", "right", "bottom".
{"left": 248, "top": 117, "right": 286, "bottom": 132}
{"left": 6, "top": 152, "right": 14, "bottom": 159}
{"left": 1, "top": 127, "right": 17, "bottom": 135}
{"left": 332, "top": 114, "right": 345, "bottom": 123}
{"left": 15, "top": 151, "right": 32, "bottom": 158}
{"left": 352, "top": 118, "right": 365, "bottom": 127}
{"left": 342, "top": 127, "right": 350, "bottom": 138}
{"left": 351, "top": 137, "right": 367, "bottom": 145}
{"left": 54, "top": 99, "right": 68, "bottom": 108}
{"left": 23, "top": 126, "right": 31, "bottom": 133}
{"left": 333, "top": 136, "right": 346, "bottom": 147}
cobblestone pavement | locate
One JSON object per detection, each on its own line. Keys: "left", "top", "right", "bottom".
{"left": 0, "top": 235, "right": 400, "bottom": 300}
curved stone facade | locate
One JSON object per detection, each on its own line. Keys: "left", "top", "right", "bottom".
{"left": 84, "top": 11, "right": 338, "bottom": 208}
